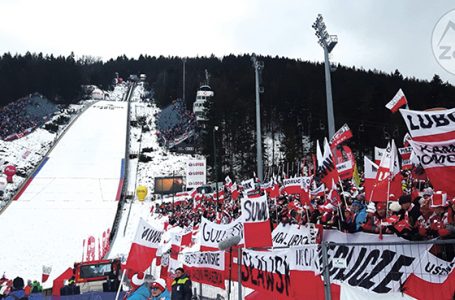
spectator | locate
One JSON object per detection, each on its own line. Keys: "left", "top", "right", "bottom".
{"left": 127, "top": 272, "right": 150, "bottom": 300}
{"left": 150, "top": 278, "right": 170, "bottom": 300}
{"left": 5, "top": 277, "right": 25, "bottom": 300}
{"left": 171, "top": 267, "right": 192, "bottom": 300}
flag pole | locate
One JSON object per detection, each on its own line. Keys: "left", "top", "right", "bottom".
{"left": 115, "top": 269, "right": 127, "bottom": 300}
{"left": 386, "top": 175, "right": 391, "bottom": 217}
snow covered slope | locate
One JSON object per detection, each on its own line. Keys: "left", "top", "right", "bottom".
{"left": 0, "top": 100, "right": 128, "bottom": 285}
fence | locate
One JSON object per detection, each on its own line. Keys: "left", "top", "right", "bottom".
{"left": 191, "top": 239, "right": 455, "bottom": 300}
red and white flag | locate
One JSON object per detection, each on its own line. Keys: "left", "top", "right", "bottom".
{"left": 409, "top": 138, "right": 455, "bottom": 198}
{"left": 282, "top": 176, "right": 312, "bottom": 195}
{"left": 241, "top": 194, "right": 272, "bottom": 248}
{"left": 86, "top": 236, "right": 95, "bottom": 262}
{"left": 399, "top": 146, "right": 413, "bottom": 170}
{"left": 431, "top": 191, "right": 448, "bottom": 207}
{"left": 181, "top": 225, "right": 193, "bottom": 247}
{"left": 125, "top": 218, "right": 164, "bottom": 273}
{"left": 371, "top": 140, "right": 402, "bottom": 202}
{"left": 317, "top": 139, "right": 340, "bottom": 187}
{"left": 42, "top": 265, "right": 52, "bottom": 283}
{"left": 374, "top": 146, "right": 386, "bottom": 165}
{"left": 330, "top": 123, "right": 353, "bottom": 148}
{"left": 400, "top": 108, "right": 455, "bottom": 142}
{"left": 311, "top": 184, "right": 325, "bottom": 197}
{"left": 364, "top": 156, "right": 378, "bottom": 200}
{"left": 169, "top": 232, "right": 182, "bottom": 260}
{"left": 385, "top": 89, "right": 408, "bottom": 113}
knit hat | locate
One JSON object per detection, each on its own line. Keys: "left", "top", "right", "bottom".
{"left": 151, "top": 278, "right": 166, "bottom": 291}
{"left": 13, "top": 277, "right": 24, "bottom": 290}
{"left": 366, "top": 202, "right": 376, "bottom": 213}
{"left": 423, "top": 187, "right": 434, "bottom": 196}
{"left": 131, "top": 272, "right": 145, "bottom": 287}
{"left": 389, "top": 201, "right": 402, "bottom": 212}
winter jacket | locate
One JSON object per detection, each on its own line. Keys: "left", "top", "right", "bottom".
{"left": 171, "top": 274, "right": 192, "bottom": 300}
{"left": 127, "top": 283, "right": 150, "bottom": 300}
{"left": 5, "top": 289, "right": 26, "bottom": 300}
{"left": 150, "top": 289, "right": 171, "bottom": 300}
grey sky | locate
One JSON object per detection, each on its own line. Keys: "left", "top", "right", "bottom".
{"left": 0, "top": 0, "right": 454, "bottom": 84}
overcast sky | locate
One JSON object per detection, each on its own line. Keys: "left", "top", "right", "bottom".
{"left": 1, "top": 0, "right": 454, "bottom": 84}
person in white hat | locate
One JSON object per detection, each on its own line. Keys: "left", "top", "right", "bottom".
{"left": 127, "top": 272, "right": 150, "bottom": 300}
{"left": 150, "top": 278, "right": 170, "bottom": 300}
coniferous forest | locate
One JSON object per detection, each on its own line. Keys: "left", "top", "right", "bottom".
{"left": 0, "top": 52, "right": 454, "bottom": 176}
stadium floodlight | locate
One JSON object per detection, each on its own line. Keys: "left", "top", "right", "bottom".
{"left": 313, "top": 14, "right": 338, "bottom": 139}
{"left": 251, "top": 54, "right": 264, "bottom": 182}
{"left": 182, "top": 57, "right": 187, "bottom": 104}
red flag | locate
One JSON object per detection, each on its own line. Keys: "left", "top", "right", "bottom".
{"left": 385, "top": 88, "right": 407, "bottom": 113}
{"left": 241, "top": 194, "right": 272, "bottom": 248}
{"left": 330, "top": 123, "right": 353, "bottom": 148}
{"left": 125, "top": 218, "right": 164, "bottom": 273}
{"left": 269, "top": 183, "right": 280, "bottom": 199}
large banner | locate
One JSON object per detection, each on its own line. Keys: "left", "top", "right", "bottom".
{"left": 409, "top": 138, "right": 455, "bottom": 197}
{"left": 183, "top": 251, "right": 226, "bottom": 289}
{"left": 186, "top": 159, "right": 206, "bottom": 189}
{"left": 241, "top": 249, "right": 293, "bottom": 299}
{"left": 322, "top": 230, "right": 430, "bottom": 294}
{"left": 241, "top": 194, "right": 273, "bottom": 248}
{"left": 199, "top": 217, "right": 244, "bottom": 251}
{"left": 400, "top": 108, "right": 455, "bottom": 142}
{"left": 272, "top": 223, "right": 318, "bottom": 247}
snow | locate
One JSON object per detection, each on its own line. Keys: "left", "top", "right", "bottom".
{"left": 0, "top": 100, "right": 127, "bottom": 286}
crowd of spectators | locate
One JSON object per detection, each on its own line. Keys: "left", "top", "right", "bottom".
{"left": 0, "top": 94, "right": 57, "bottom": 140}
{"left": 156, "top": 99, "right": 196, "bottom": 147}
{"left": 153, "top": 175, "right": 455, "bottom": 242}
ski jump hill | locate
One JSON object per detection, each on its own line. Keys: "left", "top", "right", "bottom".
{"left": 0, "top": 101, "right": 128, "bottom": 284}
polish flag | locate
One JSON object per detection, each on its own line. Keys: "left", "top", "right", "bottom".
{"left": 42, "top": 265, "right": 52, "bottom": 283}
{"left": 125, "top": 218, "right": 164, "bottom": 273}
{"left": 170, "top": 232, "right": 182, "bottom": 260}
{"left": 181, "top": 225, "right": 193, "bottom": 247}
{"left": 431, "top": 191, "right": 447, "bottom": 207}
{"left": 364, "top": 156, "right": 378, "bottom": 201}
{"left": 385, "top": 89, "right": 407, "bottom": 113}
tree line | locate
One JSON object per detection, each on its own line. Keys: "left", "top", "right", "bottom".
{"left": 0, "top": 52, "right": 454, "bottom": 177}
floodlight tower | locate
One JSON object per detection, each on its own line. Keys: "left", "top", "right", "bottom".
{"left": 182, "top": 57, "right": 187, "bottom": 104}
{"left": 312, "top": 14, "right": 338, "bottom": 139}
{"left": 251, "top": 54, "right": 264, "bottom": 182}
